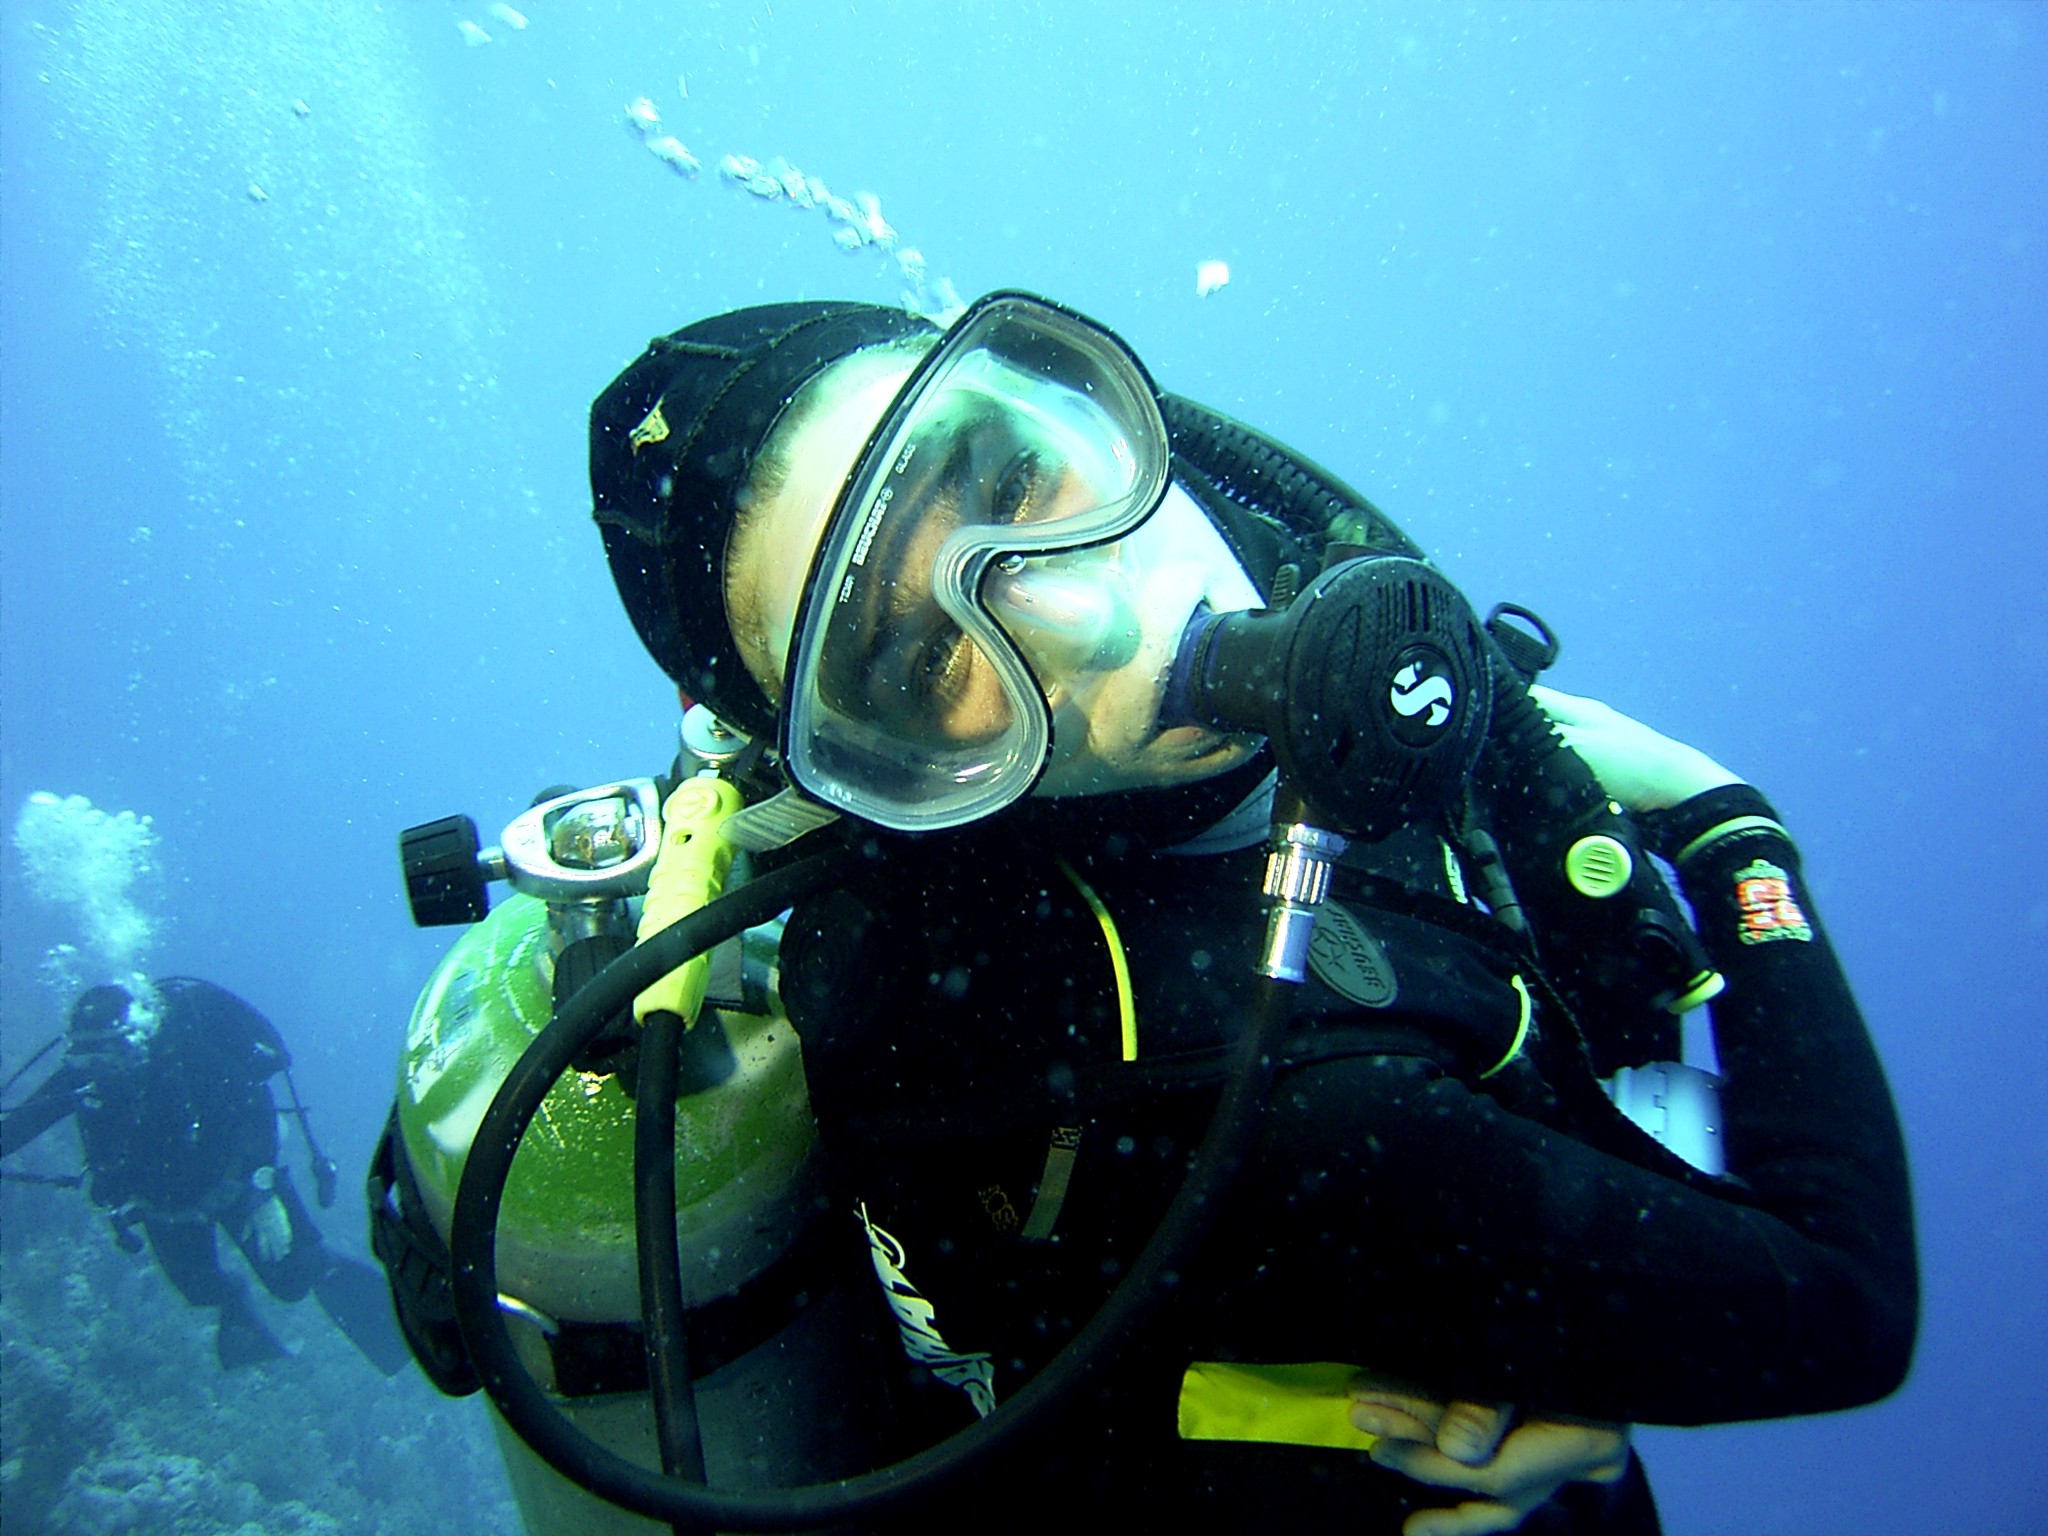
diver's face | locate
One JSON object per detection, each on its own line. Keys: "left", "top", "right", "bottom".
{"left": 726, "top": 350, "right": 1263, "bottom": 801}
{"left": 1019, "top": 482, "right": 1264, "bottom": 797}
{"left": 68, "top": 1029, "right": 140, "bottom": 1073}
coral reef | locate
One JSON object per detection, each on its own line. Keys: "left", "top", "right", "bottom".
{"left": 1, "top": 1182, "right": 519, "bottom": 1534}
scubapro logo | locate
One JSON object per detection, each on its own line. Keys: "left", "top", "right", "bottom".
{"left": 1389, "top": 657, "right": 1454, "bottom": 730}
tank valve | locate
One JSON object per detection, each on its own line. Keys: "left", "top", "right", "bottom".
{"left": 397, "top": 779, "right": 667, "bottom": 927}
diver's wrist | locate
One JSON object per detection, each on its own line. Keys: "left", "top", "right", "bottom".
{"left": 1643, "top": 784, "right": 1790, "bottom": 869}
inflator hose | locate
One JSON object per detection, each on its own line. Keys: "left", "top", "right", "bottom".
{"left": 1478, "top": 647, "right": 1607, "bottom": 845}
{"left": 1, "top": 1034, "right": 63, "bottom": 1098}
{"left": 449, "top": 842, "right": 1300, "bottom": 1530}
{"left": 1472, "top": 649, "right": 1735, "bottom": 1185}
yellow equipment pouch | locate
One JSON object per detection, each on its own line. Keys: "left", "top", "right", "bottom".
{"left": 1177, "top": 1360, "right": 1381, "bottom": 1451}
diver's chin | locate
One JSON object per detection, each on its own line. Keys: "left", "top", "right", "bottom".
{"left": 1140, "top": 726, "right": 1260, "bottom": 784}
{"left": 1150, "top": 723, "right": 1229, "bottom": 760}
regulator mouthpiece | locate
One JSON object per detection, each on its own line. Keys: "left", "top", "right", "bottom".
{"left": 1158, "top": 604, "right": 1226, "bottom": 732}
{"left": 1165, "top": 555, "right": 1494, "bottom": 840}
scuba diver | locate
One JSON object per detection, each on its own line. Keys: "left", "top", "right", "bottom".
{"left": 2, "top": 977, "right": 409, "bottom": 1375}
{"left": 380, "top": 292, "right": 1916, "bottom": 1534}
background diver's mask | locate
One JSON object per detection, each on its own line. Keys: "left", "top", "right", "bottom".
{"left": 781, "top": 291, "right": 1256, "bottom": 833}
{"left": 65, "top": 983, "right": 151, "bottom": 1068}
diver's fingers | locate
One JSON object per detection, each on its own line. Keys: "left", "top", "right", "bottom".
{"left": 1351, "top": 1392, "right": 1512, "bottom": 1464}
{"left": 1527, "top": 684, "right": 1609, "bottom": 729}
{"left": 1373, "top": 1418, "right": 1632, "bottom": 1506}
{"left": 1434, "top": 1400, "right": 1513, "bottom": 1465}
{"left": 1349, "top": 1387, "right": 1446, "bottom": 1444}
{"left": 1403, "top": 1499, "right": 1532, "bottom": 1536}
{"left": 1370, "top": 1435, "right": 1500, "bottom": 1491}
{"left": 1484, "top": 1418, "right": 1632, "bottom": 1487}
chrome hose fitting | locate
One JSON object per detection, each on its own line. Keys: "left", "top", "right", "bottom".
{"left": 1258, "top": 821, "right": 1350, "bottom": 982}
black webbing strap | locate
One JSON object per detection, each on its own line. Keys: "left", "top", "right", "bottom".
{"left": 367, "top": 1101, "right": 851, "bottom": 1400}
{"left": 369, "top": 1106, "right": 480, "bottom": 1396}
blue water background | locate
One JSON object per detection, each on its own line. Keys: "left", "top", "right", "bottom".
{"left": 2, "top": 3, "right": 2042, "bottom": 1531}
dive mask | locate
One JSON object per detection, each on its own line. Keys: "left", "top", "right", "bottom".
{"left": 782, "top": 292, "right": 1178, "bottom": 832}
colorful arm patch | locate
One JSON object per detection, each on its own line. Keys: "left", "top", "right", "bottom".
{"left": 1732, "top": 858, "right": 1813, "bottom": 944}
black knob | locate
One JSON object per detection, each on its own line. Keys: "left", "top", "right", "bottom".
{"left": 399, "top": 815, "right": 490, "bottom": 927}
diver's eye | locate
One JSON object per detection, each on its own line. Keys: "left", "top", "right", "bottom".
{"left": 914, "top": 624, "right": 971, "bottom": 706}
{"left": 989, "top": 450, "right": 1044, "bottom": 526}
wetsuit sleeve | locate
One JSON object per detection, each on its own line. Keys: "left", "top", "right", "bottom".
{"left": 0, "top": 1064, "right": 90, "bottom": 1158}
{"left": 1654, "top": 786, "right": 1917, "bottom": 1403}
{"left": 1204, "top": 787, "right": 1917, "bottom": 1425}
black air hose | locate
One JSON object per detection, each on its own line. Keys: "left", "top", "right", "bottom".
{"left": 1161, "top": 395, "right": 1426, "bottom": 559}
{"left": 634, "top": 1004, "right": 708, "bottom": 1497}
{"left": 1477, "top": 648, "right": 1610, "bottom": 852}
{"left": 449, "top": 842, "right": 1299, "bottom": 1530}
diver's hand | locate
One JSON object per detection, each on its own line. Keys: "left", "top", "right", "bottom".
{"left": 313, "top": 1155, "right": 339, "bottom": 1209}
{"left": 1529, "top": 686, "right": 1741, "bottom": 813}
{"left": 1351, "top": 1386, "right": 1631, "bottom": 1536}
{"left": 245, "top": 1192, "right": 293, "bottom": 1265}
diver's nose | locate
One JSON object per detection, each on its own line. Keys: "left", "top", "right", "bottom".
{"left": 983, "top": 558, "right": 1140, "bottom": 676}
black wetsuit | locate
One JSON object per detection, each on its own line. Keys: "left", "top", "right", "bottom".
{"left": 774, "top": 784, "right": 1917, "bottom": 1533}
{"left": 520, "top": 373, "right": 1909, "bottom": 1529}
{"left": 2, "top": 977, "right": 407, "bottom": 1373}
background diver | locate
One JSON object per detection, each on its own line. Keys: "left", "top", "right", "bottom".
{"left": 3, "top": 976, "right": 409, "bottom": 1375}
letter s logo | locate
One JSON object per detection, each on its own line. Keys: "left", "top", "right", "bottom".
{"left": 1390, "top": 661, "right": 1454, "bottom": 728}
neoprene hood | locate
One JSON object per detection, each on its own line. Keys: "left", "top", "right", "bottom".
{"left": 591, "top": 302, "right": 938, "bottom": 738}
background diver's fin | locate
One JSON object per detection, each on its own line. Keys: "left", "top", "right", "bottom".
{"left": 314, "top": 1254, "right": 412, "bottom": 1376}
{"left": 215, "top": 1295, "right": 289, "bottom": 1369}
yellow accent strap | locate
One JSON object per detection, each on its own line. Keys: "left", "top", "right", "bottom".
{"left": 633, "top": 776, "right": 744, "bottom": 1025}
{"left": 1674, "top": 814, "right": 1789, "bottom": 869}
{"left": 1667, "top": 968, "right": 1727, "bottom": 1014}
{"left": 1177, "top": 1361, "right": 1380, "bottom": 1450}
{"left": 1480, "top": 975, "right": 1534, "bottom": 1079}
{"left": 1055, "top": 856, "right": 1137, "bottom": 1062}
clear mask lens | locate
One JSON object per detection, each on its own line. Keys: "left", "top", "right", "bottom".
{"left": 784, "top": 293, "right": 1171, "bottom": 831}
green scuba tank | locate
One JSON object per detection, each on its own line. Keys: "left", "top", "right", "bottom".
{"left": 400, "top": 891, "right": 837, "bottom": 1536}
{"left": 395, "top": 784, "right": 821, "bottom": 1326}
{"left": 391, "top": 752, "right": 888, "bottom": 1535}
